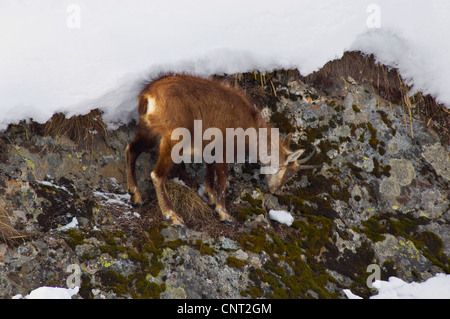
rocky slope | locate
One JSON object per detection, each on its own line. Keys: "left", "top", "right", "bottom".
{"left": 0, "top": 67, "right": 449, "bottom": 299}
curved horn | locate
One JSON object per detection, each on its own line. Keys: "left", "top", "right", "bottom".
{"left": 285, "top": 149, "right": 305, "bottom": 164}
{"left": 297, "top": 149, "right": 323, "bottom": 170}
{"left": 297, "top": 148, "right": 315, "bottom": 164}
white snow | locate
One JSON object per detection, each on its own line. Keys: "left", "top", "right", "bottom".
{"left": 344, "top": 273, "right": 450, "bottom": 299}
{"left": 13, "top": 286, "right": 79, "bottom": 299}
{"left": 198, "top": 184, "right": 207, "bottom": 202}
{"left": 343, "top": 289, "right": 363, "bottom": 300}
{"left": 56, "top": 217, "right": 79, "bottom": 231}
{"left": 1, "top": 0, "right": 450, "bottom": 131}
{"left": 268, "top": 210, "right": 294, "bottom": 226}
{"left": 37, "top": 180, "right": 72, "bottom": 195}
{"left": 93, "top": 191, "right": 131, "bottom": 207}
{"left": 172, "top": 177, "right": 188, "bottom": 188}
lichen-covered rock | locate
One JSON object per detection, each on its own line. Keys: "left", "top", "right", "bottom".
{"left": 422, "top": 142, "right": 450, "bottom": 182}
{"left": 0, "top": 69, "right": 448, "bottom": 299}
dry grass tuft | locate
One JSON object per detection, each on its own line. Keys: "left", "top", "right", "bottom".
{"left": 166, "top": 180, "right": 213, "bottom": 228}
{"left": 0, "top": 204, "right": 26, "bottom": 246}
{"left": 307, "top": 51, "right": 450, "bottom": 144}
{"left": 145, "top": 180, "right": 213, "bottom": 230}
{"left": 44, "top": 109, "right": 107, "bottom": 145}
{"left": 143, "top": 180, "right": 242, "bottom": 238}
{"left": 307, "top": 51, "right": 403, "bottom": 102}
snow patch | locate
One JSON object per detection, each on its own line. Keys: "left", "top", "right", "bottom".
{"left": 56, "top": 217, "right": 79, "bottom": 231}
{"left": 1, "top": 0, "right": 450, "bottom": 131}
{"left": 93, "top": 191, "right": 131, "bottom": 208}
{"left": 345, "top": 274, "right": 450, "bottom": 299}
{"left": 13, "top": 286, "right": 79, "bottom": 299}
{"left": 37, "top": 180, "right": 72, "bottom": 195}
{"left": 172, "top": 177, "right": 188, "bottom": 188}
{"left": 268, "top": 210, "right": 294, "bottom": 226}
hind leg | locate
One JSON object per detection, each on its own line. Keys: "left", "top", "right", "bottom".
{"left": 126, "top": 131, "right": 158, "bottom": 206}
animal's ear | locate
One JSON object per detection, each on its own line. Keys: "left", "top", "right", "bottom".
{"left": 285, "top": 149, "right": 305, "bottom": 164}
{"left": 282, "top": 133, "right": 293, "bottom": 149}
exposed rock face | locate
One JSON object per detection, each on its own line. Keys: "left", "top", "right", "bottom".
{"left": 0, "top": 69, "right": 448, "bottom": 299}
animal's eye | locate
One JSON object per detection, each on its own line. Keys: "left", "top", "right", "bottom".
{"left": 286, "top": 170, "right": 295, "bottom": 179}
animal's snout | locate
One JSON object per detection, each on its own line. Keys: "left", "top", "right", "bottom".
{"left": 269, "top": 185, "right": 282, "bottom": 195}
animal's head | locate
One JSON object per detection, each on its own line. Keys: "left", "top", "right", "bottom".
{"left": 266, "top": 133, "right": 319, "bottom": 194}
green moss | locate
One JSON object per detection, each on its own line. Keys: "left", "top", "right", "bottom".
{"left": 305, "top": 127, "right": 324, "bottom": 143}
{"left": 352, "top": 104, "right": 361, "bottom": 113}
{"left": 413, "top": 231, "right": 448, "bottom": 272}
{"left": 239, "top": 207, "right": 265, "bottom": 222}
{"left": 248, "top": 286, "right": 264, "bottom": 298}
{"left": 334, "top": 104, "right": 345, "bottom": 112}
{"left": 270, "top": 111, "right": 295, "bottom": 134}
{"left": 226, "top": 256, "right": 248, "bottom": 268}
{"left": 238, "top": 192, "right": 265, "bottom": 221}
{"left": 277, "top": 171, "right": 342, "bottom": 219}
{"left": 291, "top": 215, "right": 333, "bottom": 257}
{"left": 359, "top": 213, "right": 449, "bottom": 272}
{"left": 64, "top": 229, "right": 87, "bottom": 250}
{"left": 372, "top": 158, "right": 391, "bottom": 178}
{"left": 77, "top": 224, "right": 188, "bottom": 298}
{"left": 282, "top": 262, "right": 332, "bottom": 298}
{"left": 193, "top": 240, "right": 215, "bottom": 256}
{"left": 237, "top": 217, "right": 338, "bottom": 298}
{"left": 98, "top": 270, "right": 128, "bottom": 296}
{"left": 238, "top": 228, "right": 269, "bottom": 254}
{"left": 149, "top": 254, "right": 164, "bottom": 277}
{"left": 382, "top": 260, "right": 398, "bottom": 278}
{"left": 367, "top": 122, "right": 379, "bottom": 150}
{"left": 98, "top": 230, "right": 124, "bottom": 246}
{"left": 377, "top": 110, "right": 396, "bottom": 136}
{"left": 79, "top": 274, "right": 94, "bottom": 299}
{"left": 265, "top": 259, "right": 285, "bottom": 276}
{"left": 98, "top": 244, "right": 127, "bottom": 258}
{"left": 415, "top": 231, "right": 444, "bottom": 256}
{"left": 347, "top": 162, "right": 364, "bottom": 180}
{"left": 361, "top": 218, "right": 387, "bottom": 242}
{"left": 309, "top": 92, "right": 319, "bottom": 100}
{"left": 132, "top": 275, "right": 164, "bottom": 299}
{"left": 242, "top": 192, "right": 263, "bottom": 207}
{"left": 165, "top": 238, "right": 184, "bottom": 250}
{"left": 144, "top": 227, "right": 166, "bottom": 257}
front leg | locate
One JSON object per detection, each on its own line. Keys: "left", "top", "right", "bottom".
{"left": 205, "top": 163, "right": 217, "bottom": 206}
{"left": 214, "top": 163, "right": 235, "bottom": 226}
{"left": 151, "top": 138, "right": 184, "bottom": 227}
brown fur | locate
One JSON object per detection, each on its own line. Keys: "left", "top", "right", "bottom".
{"left": 126, "top": 74, "right": 313, "bottom": 227}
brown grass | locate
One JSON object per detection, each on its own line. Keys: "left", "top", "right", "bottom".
{"left": 145, "top": 180, "right": 213, "bottom": 229}
{"left": 44, "top": 108, "right": 107, "bottom": 145}
{"left": 142, "top": 180, "right": 242, "bottom": 238}
{"left": 307, "top": 51, "right": 450, "bottom": 144}
{"left": 0, "top": 204, "right": 26, "bottom": 246}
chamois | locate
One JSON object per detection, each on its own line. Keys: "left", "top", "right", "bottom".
{"left": 126, "top": 74, "right": 317, "bottom": 227}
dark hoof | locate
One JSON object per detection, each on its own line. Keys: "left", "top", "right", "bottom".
{"left": 131, "top": 201, "right": 144, "bottom": 208}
